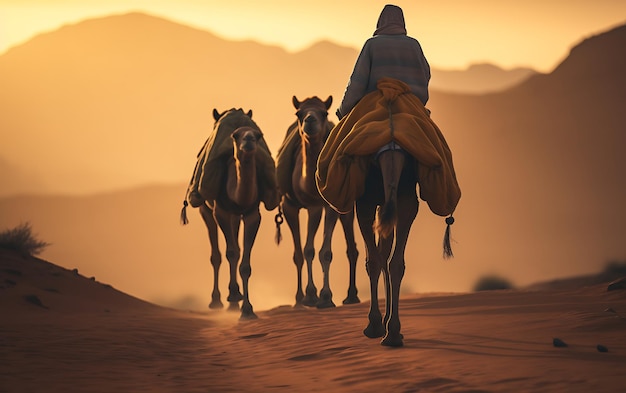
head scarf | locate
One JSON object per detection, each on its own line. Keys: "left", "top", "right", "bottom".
{"left": 373, "top": 4, "right": 407, "bottom": 36}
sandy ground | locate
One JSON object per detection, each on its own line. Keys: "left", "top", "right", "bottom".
{"left": 2, "top": 249, "right": 626, "bottom": 393}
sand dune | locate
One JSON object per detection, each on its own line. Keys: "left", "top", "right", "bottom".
{"left": 2, "top": 248, "right": 626, "bottom": 392}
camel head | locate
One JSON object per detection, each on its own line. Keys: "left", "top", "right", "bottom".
{"left": 232, "top": 126, "right": 262, "bottom": 155}
{"left": 292, "top": 96, "right": 332, "bottom": 141}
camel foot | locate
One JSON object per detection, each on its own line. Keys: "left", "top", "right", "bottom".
{"left": 342, "top": 295, "right": 361, "bottom": 305}
{"left": 316, "top": 289, "right": 335, "bottom": 309}
{"left": 227, "top": 301, "right": 240, "bottom": 312}
{"left": 363, "top": 322, "right": 385, "bottom": 338}
{"left": 301, "top": 294, "right": 319, "bottom": 307}
{"left": 316, "top": 298, "right": 336, "bottom": 309}
{"left": 381, "top": 332, "right": 404, "bottom": 347}
{"left": 208, "top": 299, "right": 224, "bottom": 309}
{"left": 227, "top": 292, "right": 243, "bottom": 302}
{"left": 240, "top": 312, "right": 258, "bottom": 320}
{"left": 295, "top": 291, "right": 305, "bottom": 306}
{"left": 240, "top": 304, "right": 258, "bottom": 320}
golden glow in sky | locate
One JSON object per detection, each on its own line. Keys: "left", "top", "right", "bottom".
{"left": 1, "top": 0, "right": 626, "bottom": 72}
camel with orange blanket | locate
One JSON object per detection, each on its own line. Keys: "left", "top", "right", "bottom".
{"left": 317, "top": 78, "right": 461, "bottom": 346}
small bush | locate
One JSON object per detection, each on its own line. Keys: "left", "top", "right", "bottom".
{"left": 473, "top": 275, "right": 514, "bottom": 292}
{"left": 0, "top": 222, "right": 50, "bottom": 256}
{"left": 603, "top": 260, "right": 626, "bottom": 277}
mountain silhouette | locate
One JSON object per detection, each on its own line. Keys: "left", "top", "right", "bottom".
{"left": 1, "top": 11, "right": 536, "bottom": 195}
{"left": 429, "top": 23, "right": 626, "bottom": 211}
{"left": 1, "top": 13, "right": 625, "bottom": 299}
{"left": 1, "top": 12, "right": 336, "bottom": 194}
{"left": 431, "top": 63, "right": 536, "bottom": 94}
{"left": 0, "top": 13, "right": 626, "bottom": 299}
{"left": 426, "top": 23, "right": 626, "bottom": 286}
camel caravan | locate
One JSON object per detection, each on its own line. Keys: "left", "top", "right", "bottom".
{"left": 180, "top": 78, "right": 461, "bottom": 346}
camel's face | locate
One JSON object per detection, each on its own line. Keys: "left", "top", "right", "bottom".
{"left": 232, "top": 126, "right": 261, "bottom": 153}
{"left": 292, "top": 96, "right": 333, "bottom": 142}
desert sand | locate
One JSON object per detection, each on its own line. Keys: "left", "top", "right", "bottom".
{"left": 2, "top": 248, "right": 625, "bottom": 393}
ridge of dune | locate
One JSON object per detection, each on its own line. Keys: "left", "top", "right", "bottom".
{"left": 0, "top": 248, "right": 161, "bottom": 314}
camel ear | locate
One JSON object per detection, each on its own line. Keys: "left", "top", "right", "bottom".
{"left": 213, "top": 108, "right": 221, "bottom": 121}
{"left": 231, "top": 128, "right": 241, "bottom": 140}
{"left": 292, "top": 96, "right": 301, "bottom": 109}
{"left": 324, "top": 96, "right": 333, "bottom": 109}
{"left": 247, "top": 109, "right": 253, "bottom": 118}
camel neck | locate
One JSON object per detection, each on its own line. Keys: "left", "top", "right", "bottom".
{"left": 301, "top": 137, "right": 323, "bottom": 194}
{"left": 230, "top": 153, "right": 258, "bottom": 207}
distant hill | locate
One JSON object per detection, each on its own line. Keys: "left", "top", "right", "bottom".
{"left": 425, "top": 23, "right": 626, "bottom": 288}
{"left": 0, "top": 156, "right": 45, "bottom": 196}
{"left": 0, "top": 248, "right": 160, "bottom": 313}
{"left": 0, "top": 12, "right": 535, "bottom": 196}
{"left": 1, "top": 12, "right": 348, "bottom": 195}
{"left": 431, "top": 63, "right": 536, "bottom": 94}
{"left": 428, "top": 23, "right": 626, "bottom": 213}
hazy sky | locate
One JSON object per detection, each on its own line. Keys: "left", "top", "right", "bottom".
{"left": 1, "top": 1, "right": 626, "bottom": 72}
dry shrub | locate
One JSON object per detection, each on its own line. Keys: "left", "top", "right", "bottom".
{"left": 473, "top": 275, "right": 514, "bottom": 292}
{"left": 0, "top": 222, "right": 50, "bottom": 256}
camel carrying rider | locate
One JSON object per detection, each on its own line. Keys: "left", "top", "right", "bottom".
{"left": 318, "top": 4, "right": 460, "bottom": 256}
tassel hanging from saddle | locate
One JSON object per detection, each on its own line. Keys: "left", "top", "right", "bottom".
{"left": 274, "top": 206, "right": 284, "bottom": 245}
{"left": 443, "top": 215, "right": 455, "bottom": 259}
{"left": 180, "top": 200, "right": 189, "bottom": 225}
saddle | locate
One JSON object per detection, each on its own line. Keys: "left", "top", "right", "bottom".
{"left": 317, "top": 78, "right": 461, "bottom": 217}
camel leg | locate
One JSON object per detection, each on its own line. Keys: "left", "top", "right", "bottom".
{"left": 356, "top": 198, "right": 385, "bottom": 338}
{"left": 317, "top": 206, "right": 338, "bottom": 308}
{"left": 379, "top": 231, "right": 394, "bottom": 329}
{"left": 303, "top": 206, "right": 323, "bottom": 306}
{"left": 199, "top": 204, "right": 223, "bottom": 309}
{"left": 214, "top": 206, "right": 242, "bottom": 311}
{"left": 381, "top": 188, "right": 418, "bottom": 347}
{"left": 239, "top": 207, "right": 261, "bottom": 320}
{"left": 227, "top": 214, "right": 243, "bottom": 309}
{"left": 282, "top": 200, "right": 307, "bottom": 306}
{"left": 339, "top": 207, "right": 360, "bottom": 305}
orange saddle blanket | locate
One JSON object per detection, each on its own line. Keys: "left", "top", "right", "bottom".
{"left": 316, "top": 78, "right": 461, "bottom": 217}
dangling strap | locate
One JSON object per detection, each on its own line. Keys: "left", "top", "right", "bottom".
{"left": 274, "top": 205, "right": 284, "bottom": 245}
{"left": 180, "top": 200, "right": 189, "bottom": 225}
{"left": 443, "top": 215, "right": 455, "bottom": 259}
